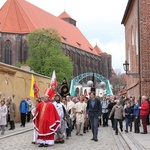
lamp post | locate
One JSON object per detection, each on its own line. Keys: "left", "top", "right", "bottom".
{"left": 123, "top": 60, "right": 129, "bottom": 74}
{"left": 123, "top": 60, "right": 141, "bottom": 104}
{"left": 123, "top": 60, "right": 139, "bottom": 78}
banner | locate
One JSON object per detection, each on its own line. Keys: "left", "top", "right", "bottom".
{"left": 51, "top": 70, "right": 57, "bottom": 87}
{"left": 34, "top": 82, "right": 39, "bottom": 98}
{"left": 60, "top": 78, "right": 70, "bottom": 98}
{"left": 30, "top": 74, "right": 35, "bottom": 98}
{"left": 30, "top": 74, "right": 39, "bottom": 98}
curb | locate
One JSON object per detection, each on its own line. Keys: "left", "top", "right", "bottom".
{"left": 0, "top": 128, "right": 33, "bottom": 140}
{"left": 120, "top": 132, "right": 138, "bottom": 150}
{"left": 120, "top": 132, "right": 145, "bottom": 150}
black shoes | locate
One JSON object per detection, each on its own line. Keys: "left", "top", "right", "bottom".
{"left": 94, "top": 139, "right": 98, "bottom": 142}
{"left": 91, "top": 138, "right": 98, "bottom": 141}
{"left": 9, "top": 128, "right": 13, "bottom": 130}
{"left": 38, "top": 144, "right": 44, "bottom": 147}
{"left": 20, "top": 124, "right": 25, "bottom": 127}
{"left": 125, "top": 130, "right": 128, "bottom": 133}
{"left": 44, "top": 144, "right": 48, "bottom": 147}
{"left": 38, "top": 143, "right": 49, "bottom": 147}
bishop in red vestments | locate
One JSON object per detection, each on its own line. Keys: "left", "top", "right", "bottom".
{"left": 33, "top": 93, "right": 60, "bottom": 147}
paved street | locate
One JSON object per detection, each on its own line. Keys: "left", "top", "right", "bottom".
{"left": 0, "top": 123, "right": 130, "bottom": 150}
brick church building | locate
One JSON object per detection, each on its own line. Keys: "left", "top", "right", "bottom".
{"left": 122, "top": 0, "right": 150, "bottom": 99}
{"left": 0, "top": 0, "right": 112, "bottom": 81}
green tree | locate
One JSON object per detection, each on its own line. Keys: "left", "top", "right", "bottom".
{"left": 26, "top": 28, "right": 73, "bottom": 82}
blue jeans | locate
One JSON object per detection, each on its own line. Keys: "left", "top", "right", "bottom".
{"left": 125, "top": 118, "right": 132, "bottom": 131}
{"left": 89, "top": 113, "right": 99, "bottom": 140}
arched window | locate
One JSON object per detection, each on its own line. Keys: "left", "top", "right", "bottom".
{"left": 131, "top": 27, "right": 134, "bottom": 46}
{"left": 23, "top": 41, "right": 28, "bottom": 62}
{"left": 127, "top": 45, "right": 131, "bottom": 71}
{"left": 4, "top": 40, "right": 12, "bottom": 65}
{"left": 136, "top": 28, "right": 139, "bottom": 55}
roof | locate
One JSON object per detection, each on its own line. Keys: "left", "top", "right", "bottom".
{"left": 121, "top": 0, "right": 133, "bottom": 24}
{"left": 0, "top": 0, "right": 99, "bottom": 55}
{"left": 93, "top": 44, "right": 103, "bottom": 55}
{"left": 58, "top": 10, "right": 75, "bottom": 21}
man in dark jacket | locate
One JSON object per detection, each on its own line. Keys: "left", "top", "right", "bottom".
{"left": 86, "top": 91, "right": 102, "bottom": 141}
{"left": 108, "top": 98, "right": 116, "bottom": 129}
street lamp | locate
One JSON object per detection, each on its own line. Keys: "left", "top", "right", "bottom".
{"left": 123, "top": 60, "right": 139, "bottom": 78}
{"left": 123, "top": 60, "right": 129, "bottom": 74}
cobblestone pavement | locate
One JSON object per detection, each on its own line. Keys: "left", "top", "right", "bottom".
{"left": 0, "top": 124, "right": 130, "bottom": 150}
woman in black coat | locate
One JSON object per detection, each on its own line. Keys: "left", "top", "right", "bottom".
{"left": 108, "top": 98, "right": 116, "bottom": 129}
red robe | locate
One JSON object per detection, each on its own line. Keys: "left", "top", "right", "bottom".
{"left": 33, "top": 101, "right": 60, "bottom": 145}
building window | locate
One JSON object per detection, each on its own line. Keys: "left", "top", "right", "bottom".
{"left": 77, "top": 53, "right": 80, "bottom": 66}
{"left": 4, "top": 40, "right": 12, "bottom": 65}
{"left": 62, "top": 36, "right": 67, "bottom": 42}
{"left": 131, "top": 27, "right": 134, "bottom": 46}
{"left": 76, "top": 42, "right": 81, "bottom": 47}
{"left": 23, "top": 41, "right": 28, "bottom": 62}
{"left": 128, "top": 46, "right": 131, "bottom": 70}
{"left": 89, "top": 47, "right": 93, "bottom": 51}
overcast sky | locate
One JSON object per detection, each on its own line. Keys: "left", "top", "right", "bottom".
{"left": 0, "top": 0, "right": 128, "bottom": 73}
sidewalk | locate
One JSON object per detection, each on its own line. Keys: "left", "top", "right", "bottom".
{"left": 1, "top": 121, "right": 150, "bottom": 150}
{"left": 0, "top": 122, "right": 33, "bottom": 140}
{"left": 120, "top": 122, "right": 150, "bottom": 150}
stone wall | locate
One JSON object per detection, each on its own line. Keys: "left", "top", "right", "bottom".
{"left": 0, "top": 62, "right": 51, "bottom": 122}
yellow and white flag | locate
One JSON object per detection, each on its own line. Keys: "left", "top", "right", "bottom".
{"left": 30, "top": 74, "right": 35, "bottom": 97}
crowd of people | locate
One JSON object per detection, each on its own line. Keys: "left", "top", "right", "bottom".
{"left": 32, "top": 91, "right": 150, "bottom": 147}
{"left": 0, "top": 96, "right": 34, "bottom": 135}
{"left": 0, "top": 91, "right": 150, "bottom": 148}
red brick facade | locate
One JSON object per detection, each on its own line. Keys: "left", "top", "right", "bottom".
{"left": 122, "top": 0, "right": 150, "bottom": 99}
{"left": 0, "top": 33, "right": 112, "bottom": 81}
